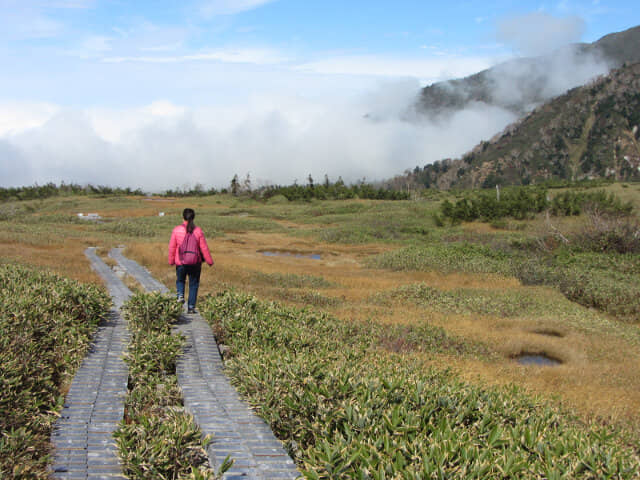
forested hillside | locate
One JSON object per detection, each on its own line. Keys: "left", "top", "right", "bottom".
{"left": 410, "top": 62, "right": 640, "bottom": 189}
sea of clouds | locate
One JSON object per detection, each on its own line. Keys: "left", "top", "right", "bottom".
{"left": 0, "top": 84, "right": 519, "bottom": 192}
{"left": 0, "top": 12, "right": 613, "bottom": 192}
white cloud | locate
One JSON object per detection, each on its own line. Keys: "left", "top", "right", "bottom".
{"left": 199, "top": 0, "right": 277, "bottom": 17}
{"left": 140, "top": 42, "right": 184, "bottom": 52}
{"left": 485, "top": 45, "right": 608, "bottom": 110}
{"left": 142, "top": 100, "right": 187, "bottom": 117}
{"left": 70, "top": 21, "right": 194, "bottom": 61}
{"left": 295, "top": 54, "right": 497, "bottom": 85}
{"left": 496, "top": 12, "right": 585, "bottom": 56}
{"left": 186, "top": 47, "right": 290, "bottom": 64}
{"left": 1, "top": 11, "right": 63, "bottom": 39}
{"left": 81, "top": 35, "right": 112, "bottom": 52}
{"left": 63, "top": 35, "right": 112, "bottom": 58}
{"left": 0, "top": 85, "right": 518, "bottom": 191}
{"left": 42, "top": 1, "right": 95, "bottom": 8}
{"left": 84, "top": 101, "right": 188, "bottom": 143}
{"left": 0, "top": 102, "right": 60, "bottom": 136}
{"left": 0, "top": 0, "right": 92, "bottom": 40}
{"left": 102, "top": 46, "right": 289, "bottom": 65}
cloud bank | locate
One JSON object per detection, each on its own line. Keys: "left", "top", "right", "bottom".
{"left": 0, "top": 83, "right": 517, "bottom": 192}
{"left": 0, "top": 6, "right": 612, "bottom": 193}
{"left": 419, "top": 12, "right": 609, "bottom": 119}
{"left": 496, "top": 12, "right": 586, "bottom": 56}
{"left": 484, "top": 44, "right": 609, "bottom": 112}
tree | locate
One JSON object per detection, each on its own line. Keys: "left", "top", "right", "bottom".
{"left": 230, "top": 175, "right": 239, "bottom": 196}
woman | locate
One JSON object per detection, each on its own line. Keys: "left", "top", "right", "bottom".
{"left": 168, "top": 208, "right": 214, "bottom": 314}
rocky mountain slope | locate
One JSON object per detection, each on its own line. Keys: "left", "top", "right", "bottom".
{"left": 417, "top": 25, "right": 640, "bottom": 118}
{"left": 410, "top": 62, "right": 640, "bottom": 189}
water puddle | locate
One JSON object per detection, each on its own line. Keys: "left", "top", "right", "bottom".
{"left": 515, "top": 353, "right": 561, "bottom": 366}
{"left": 260, "top": 250, "right": 321, "bottom": 260}
{"left": 531, "top": 329, "right": 564, "bottom": 338}
{"left": 77, "top": 213, "right": 102, "bottom": 221}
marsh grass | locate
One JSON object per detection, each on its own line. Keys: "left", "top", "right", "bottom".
{"left": 115, "top": 199, "right": 640, "bottom": 429}
{"left": 365, "top": 243, "right": 513, "bottom": 274}
{"left": 2, "top": 189, "right": 640, "bottom": 474}
{"left": 375, "top": 283, "right": 559, "bottom": 318}
{"left": 196, "top": 214, "right": 286, "bottom": 235}
{"left": 249, "top": 271, "right": 334, "bottom": 289}
{"left": 366, "top": 236, "right": 640, "bottom": 324}
{"left": 310, "top": 206, "right": 438, "bottom": 244}
{"left": 272, "top": 289, "right": 342, "bottom": 308}
{"left": 98, "top": 219, "right": 157, "bottom": 238}
{"left": 514, "top": 250, "right": 640, "bottom": 322}
{"left": 203, "top": 290, "right": 639, "bottom": 479}
{"left": 375, "top": 281, "right": 640, "bottom": 345}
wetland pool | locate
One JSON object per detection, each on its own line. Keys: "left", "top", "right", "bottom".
{"left": 261, "top": 251, "right": 321, "bottom": 260}
{"left": 515, "top": 353, "right": 561, "bottom": 366}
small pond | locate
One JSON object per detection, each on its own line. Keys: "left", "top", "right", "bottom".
{"left": 531, "top": 329, "right": 564, "bottom": 338}
{"left": 515, "top": 353, "right": 561, "bottom": 366}
{"left": 261, "top": 251, "right": 321, "bottom": 260}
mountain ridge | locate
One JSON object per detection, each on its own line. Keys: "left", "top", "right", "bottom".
{"left": 416, "top": 25, "right": 640, "bottom": 118}
{"left": 408, "top": 61, "right": 640, "bottom": 189}
{"left": 401, "top": 25, "right": 640, "bottom": 189}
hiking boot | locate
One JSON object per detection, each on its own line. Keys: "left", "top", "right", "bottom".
{"left": 177, "top": 295, "right": 184, "bottom": 304}
{"left": 187, "top": 307, "right": 197, "bottom": 314}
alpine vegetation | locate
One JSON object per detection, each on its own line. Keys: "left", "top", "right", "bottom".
{"left": 0, "top": 263, "right": 109, "bottom": 478}
{"left": 202, "top": 290, "right": 639, "bottom": 479}
{"left": 114, "top": 292, "right": 221, "bottom": 479}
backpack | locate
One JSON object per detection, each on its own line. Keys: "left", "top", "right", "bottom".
{"left": 178, "top": 227, "right": 202, "bottom": 265}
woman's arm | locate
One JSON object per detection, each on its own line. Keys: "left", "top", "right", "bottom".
{"left": 168, "top": 228, "right": 178, "bottom": 265}
{"left": 197, "top": 229, "right": 214, "bottom": 266}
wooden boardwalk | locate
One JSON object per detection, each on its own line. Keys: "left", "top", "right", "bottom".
{"left": 50, "top": 247, "right": 300, "bottom": 479}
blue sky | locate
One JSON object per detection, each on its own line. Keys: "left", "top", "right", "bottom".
{"left": 1, "top": 0, "right": 639, "bottom": 189}
{"left": 2, "top": 0, "right": 636, "bottom": 105}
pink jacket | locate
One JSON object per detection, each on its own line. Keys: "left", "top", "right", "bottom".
{"left": 168, "top": 221, "right": 214, "bottom": 266}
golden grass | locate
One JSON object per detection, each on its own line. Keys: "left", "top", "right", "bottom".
{"left": 4, "top": 194, "right": 639, "bottom": 434}
{"left": 117, "top": 227, "right": 640, "bottom": 430}
{"left": 0, "top": 238, "right": 102, "bottom": 284}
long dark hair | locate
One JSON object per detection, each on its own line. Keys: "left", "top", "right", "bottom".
{"left": 183, "top": 208, "right": 195, "bottom": 233}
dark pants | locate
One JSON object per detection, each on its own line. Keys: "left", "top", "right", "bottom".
{"left": 176, "top": 263, "right": 202, "bottom": 309}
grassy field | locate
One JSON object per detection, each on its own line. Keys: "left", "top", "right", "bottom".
{"left": 1, "top": 183, "right": 639, "bottom": 476}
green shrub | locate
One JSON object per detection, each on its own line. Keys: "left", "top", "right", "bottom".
{"left": 202, "top": 290, "right": 639, "bottom": 478}
{"left": 203, "top": 290, "right": 477, "bottom": 361}
{"left": 259, "top": 181, "right": 409, "bottom": 202}
{"left": 438, "top": 187, "right": 633, "bottom": 224}
{"left": 554, "top": 260, "right": 640, "bottom": 322}
{"left": 440, "top": 187, "right": 548, "bottom": 223}
{"left": 266, "top": 194, "right": 290, "bottom": 205}
{"left": 550, "top": 190, "right": 633, "bottom": 216}
{"left": 275, "top": 290, "right": 342, "bottom": 308}
{"left": 250, "top": 271, "right": 334, "bottom": 289}
{"left": 376, "top": 283, "right": 552, "bottom": 318}
{"left": 572, "top": 209, "right": 640, "bottom": 254}
{"left": 0, "top": 263, "right": 109, "bottom": 478}
{"left": 512, "top": 250, "right": 640, "bottom": 323}
{"left": 365, "top": 243, "right": 513, "bottom": 275}
{"left": 116, "top": 292, "right": 222, "bottom": 479}
{"left": 368, "top": 239, "right": 640, "bottom": 323}
{"left": 98, "top": 220, "right": 156, "bottom": 238}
